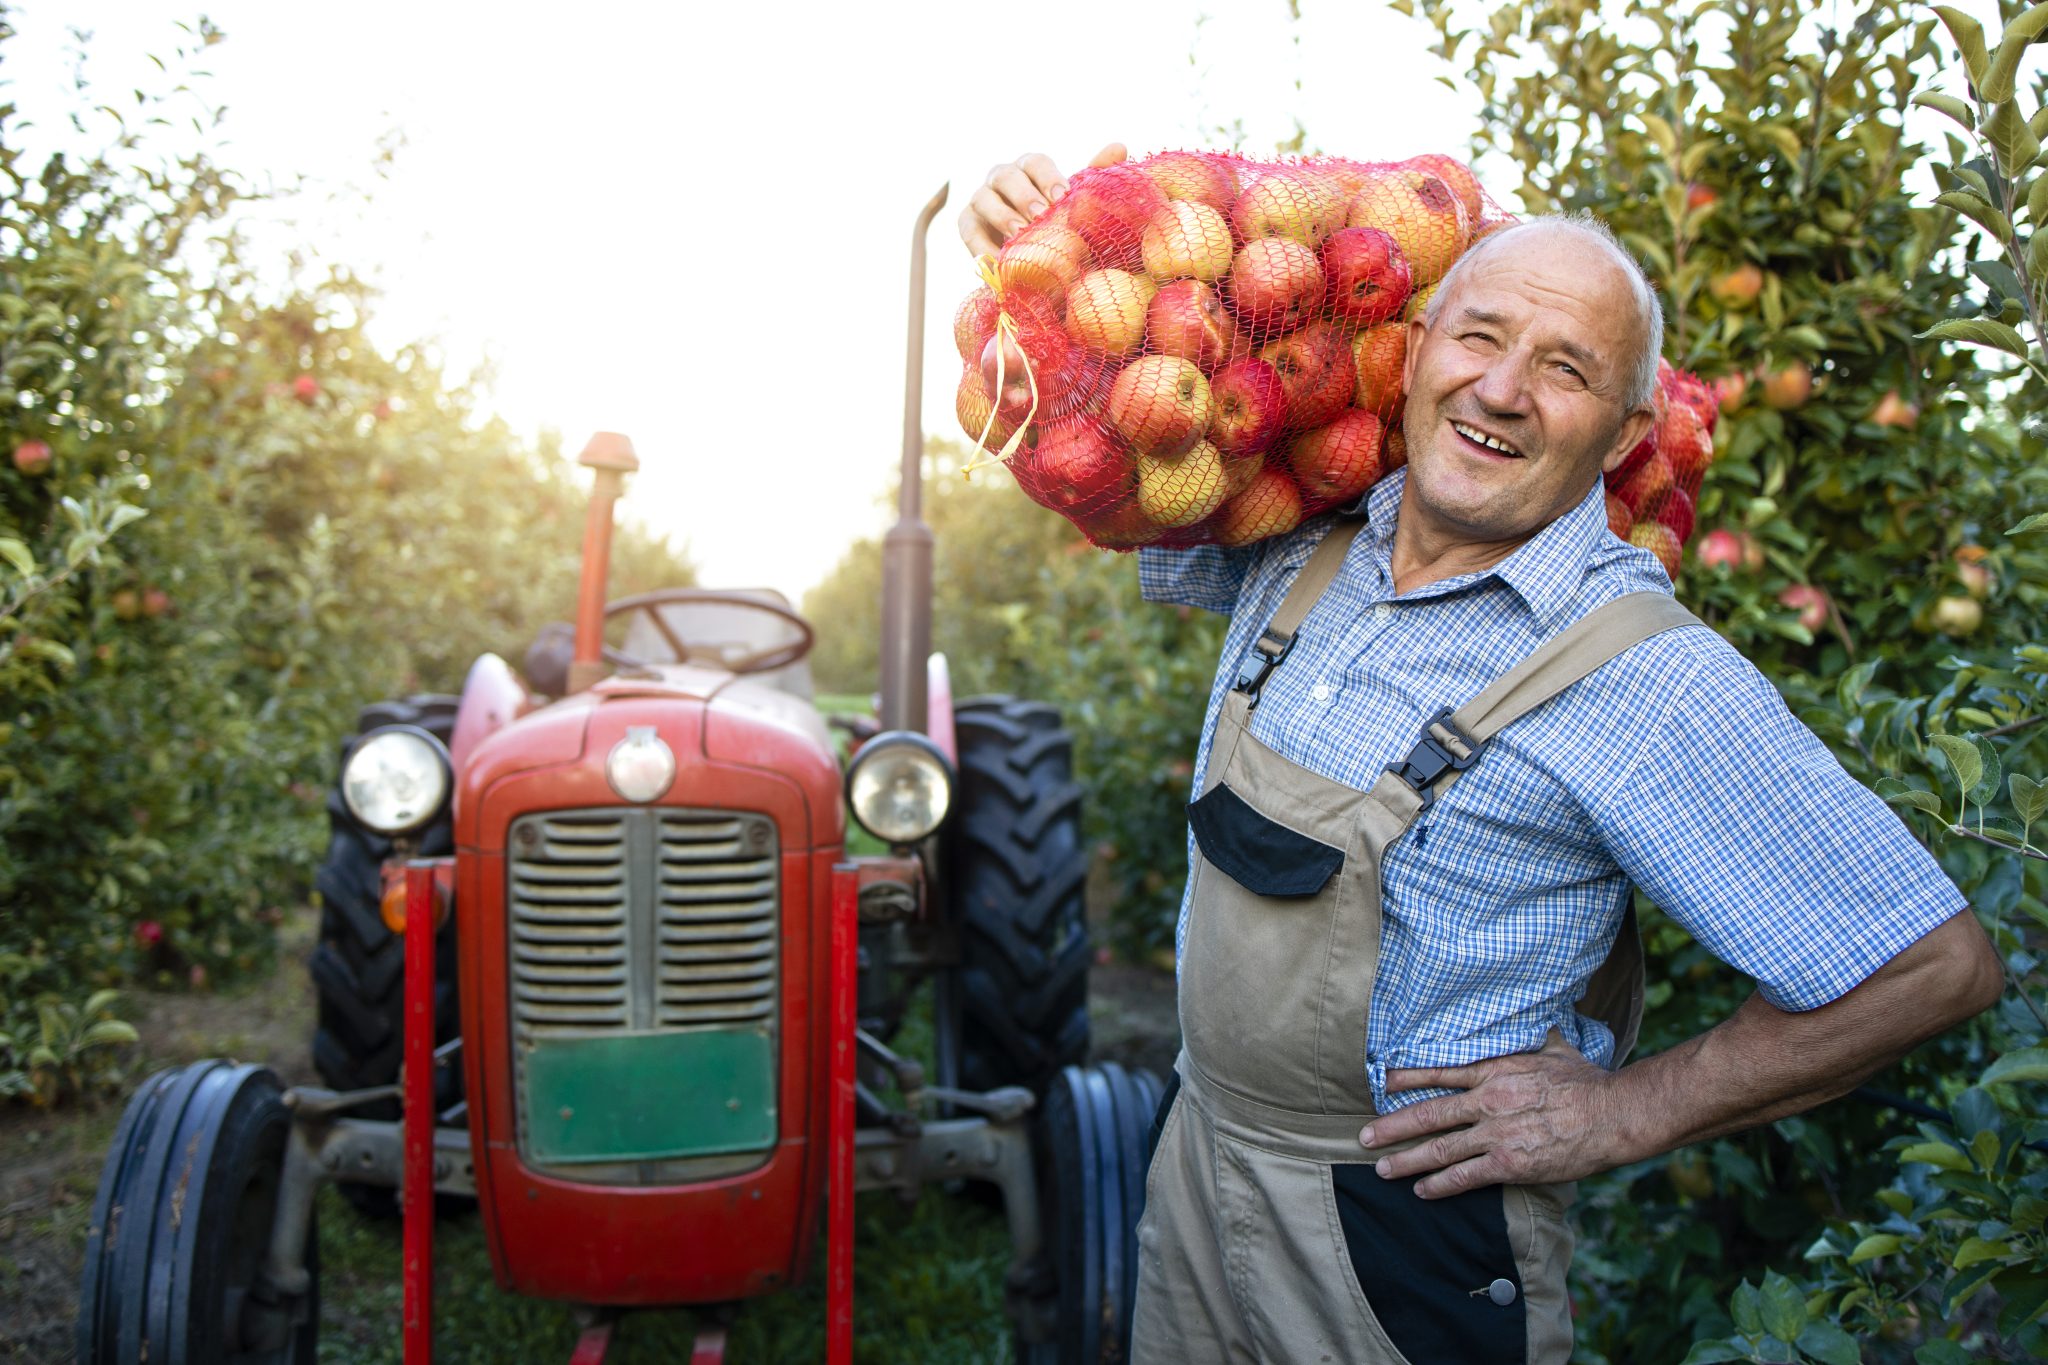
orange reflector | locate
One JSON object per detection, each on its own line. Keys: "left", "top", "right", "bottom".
{"left": 380, "top": 879, "right": 450, "bottom": 935}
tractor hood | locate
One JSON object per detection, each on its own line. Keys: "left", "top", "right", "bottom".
{"left": 453, "top": 665, "right": 841, "bottom": 854}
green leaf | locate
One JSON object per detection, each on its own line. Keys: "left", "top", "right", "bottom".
{"left": 1838, "top": 660, "right": 1879, "bottom": 713}
{"left": 1916, "top": 1341, "right": 1973, "bottom": 1365}
{"left": 1934, "top": 5, "right": 1991, "bottom": 83}
{"left": 1981, "top": 3, "right": 2048, "bottom": 102}
{"left": 1731, "top": 1279, "right": 1765, "bottom": 1336}
{"left": 1796, "top": 1320, "right": 1861, "bottom": 1365}
{"left": 1970, "top": 734, "right": 2002, "bottom": 805}
{"left": 1901, "top": 1140, "right": 1974, "bottom": 1171}
{"left": 78, "top": 1019, "right": 138, "bottom": 1048}
{"left": 1931, "top": 734, "right": 1985, "bottom": 796}
{"left": 1848, "top": 1232, "right": 1903, "bottom": 1263}
{"left": 2031, "top": 173, "right": 2048, "bottom": 226}
{"left": 1955, "top": 1234, "right": 2011, "bottom": 1269}
{"left": 82, "top": 988, "right": 121, "bottom": 1018}
{"left": 1680, "top": 1343, "right": 1751, "bottom": 1365}
{"left": 1997, "top": 1272, "right": 2048, "bottom": 1334}
{"left": 1935, "top": 190, "right": 2014, "bottom": 239}
{"left": 1914, "top": 92, "right": 1977, "bottom": 130}
{"left": 0, "top": 537, "right": 32, "bottom": 578}
{"left": 1916, "top": 317, "right": 2030, "bottom": 358}
{"left": 1986, "top": 99, "right": 2042, "bottom": 172}
{"left": 2013, "top": 774, "right": 2047, "bottom": 826}
{"left": 2009, "top": 512, "right": 2048, "bottom": 535}
{"left": 1759, "top": 1271, "right": 1808, "bottom": 1342}
{"left": 1982, "top": 1045, "right": 2048, "bottom": 1084}
{"left": 1878, "top": 782, "right": 1944, "bottom": 816}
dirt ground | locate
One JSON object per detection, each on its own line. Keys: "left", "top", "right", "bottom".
{"left": 0, "top": 908, "right": 1179, "bottom": 1363}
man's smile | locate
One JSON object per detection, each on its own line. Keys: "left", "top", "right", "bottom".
{"left": 1449, "top": 419, "right": 1525, "bottom": 460}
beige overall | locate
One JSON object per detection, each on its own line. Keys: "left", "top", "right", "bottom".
{"left": 1132, "top": 518, "right": 1699, "bottom": 1364}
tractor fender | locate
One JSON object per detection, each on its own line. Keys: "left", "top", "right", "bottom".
{"left": 926, "top": 652, "right": 956, "bottom": 767}
{"left": 450, "top": 653, "right": 530, "bottom": 776}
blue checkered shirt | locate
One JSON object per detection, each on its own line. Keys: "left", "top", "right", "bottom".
{"left": 1139, "top": 469, "right": 1965, "bottom": 1114}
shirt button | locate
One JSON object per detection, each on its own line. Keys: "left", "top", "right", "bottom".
{"left": 1488, "top": 1278, "right": 1518, "bottom": 1306}
{"left": 1311, "top": 683, "right": 1332, "bottom": 701}
{"left": 1372, "top": 604, "right": 1392, "bottom": 622}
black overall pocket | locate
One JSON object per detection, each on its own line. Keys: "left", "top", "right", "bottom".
{"left": 1331, "top": 1164, "right": 1528, "bottom": 1364}
{"left": 1186, "top": 783, "right": 1343, "bottom": 898}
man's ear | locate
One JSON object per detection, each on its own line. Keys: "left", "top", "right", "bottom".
{"left": 1600, "top": 406, "right": 1656, "bottom": 475}
{"left": 1402, "top": 316, "right": 1426, "bottom": 394}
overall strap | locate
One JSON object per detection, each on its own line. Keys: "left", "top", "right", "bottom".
{"left": 1232, "top": 516, "right": 1368, "bottom": 708}
{"left": 1384, "top": 591, "right": 1702, "bottom": 809}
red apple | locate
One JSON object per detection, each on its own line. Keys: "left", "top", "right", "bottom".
{"left": 1208, "top": 358, "right": 1288, "bottom": 458}
{"left": 1075, "top": 496, "right": 1164, "bottom": 550}
{"left": 12, "top": 440, "right": 51, "bottom": 476}
{"left": 1215, "top": 467, "right": 1307, "bottom": 546}
{"left": 1778, "top": 583, "right": 1829, "bottom": 633}
{"left": 1226, "top": 237, "right": 1326, "bottom": 335}
{"left": 1629, "top": 523, "right": 1682, "bottom": 580}
{"left": 1760, "top": 361, "right": 1813, "bottom": 410}
{"left": 1351, "top": 322, "right": 1408, "bottom": 415}
{"left": 1615, "top": 448, "right": 1677, "bottom": 518}
{"left": 1146, "top": 279, "right": 1243, "bottom": 373}
{"left": 1402, "top": 153, "right": 1484, "bottom": 223}
{"left": 1322, "top": 227, "right": 1413, "bottom": 327}
{"left": 1686, "top": 183, "right": 1719, "bottom": 211}
{"left": 1697, "top": 529, "right": 1744, "bottom": 571}
{"left": 142, "top": 587, "right": 171, "bottom": 618}
{"left": 1738, "top": 532, "right": 1766, "bottom": 572}
{"left": 1230, "top": 169, "right": 1346, "bottom": 248}
{"left": 1014, "top": 415, "right": 1132, "bottom": 513}
{"left": 1260, "top": 322, "right": 1353, "bottom": 432}
{"left": 1141, "top": 200, "right": 1234, "bottom": 282}
{"left": 1709, "top": 263, "right": 1763, "bottom": 308}
{"left": 293, "top": 374, "right": 320, "bottom": 404}
{"left": 1713, "top": 371, "right": 1748, "bottom": 414}
{"left": 1065, "top": 166, "right": 1169, "bottom": 271}
{"left": 1065, "top": 269, "right": 1156, "bottom": 358}
{"left": 135, "top": 920, "right": 164, "bottom": 949}
{"left": 1653, "top": 486, "right": 1696, "bottom": 543}
{"left": 1140, "top": 151, "right": 1238, "bottom": 211}
{"left": 1107, "top": 355, "right": 1213, "bottom": 457}
{"left": 997, "top": 223, "right": 1092, "bottom": 304}
{"left": 1868, "top": 390, "right": 1919, "bottom": 429}
{"left": 1383, "top": 421, "right": 1408, "bottom": 473}
{"left": 1659, "top": 402, "right": 1713, "bottom": 485}
{"left": 1605, "top": 493, "right": 1633, "bottom": 539}
{"left": 1955, "top": 546, "right": 1993, "bottom": 599}
{"left": 1283, "top": 408, "right": 1384, "bottom": 503}
{"left": 1348, "top": 169, "right": 1468, "bottom": 284}
{"left": 955, "top": 286, "right": 998, "bottom": 362}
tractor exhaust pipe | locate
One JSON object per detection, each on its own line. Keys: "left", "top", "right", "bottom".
{"left": 569, "top": 432, "right": 641, "bottom": 694}
{"left": 878, "top": 183, "right": 950, "bottom": 735}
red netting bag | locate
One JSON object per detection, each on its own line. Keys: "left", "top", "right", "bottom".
{"left": 953, "top": 149, "right": 1717, "bottom": 569}
{"left": 1602, "top": 359, "right": 1720, "bottom": 580}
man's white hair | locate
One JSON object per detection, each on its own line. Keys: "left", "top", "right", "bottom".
{"left": 1421, "top": 212, "right": 1665, "bottom": 412}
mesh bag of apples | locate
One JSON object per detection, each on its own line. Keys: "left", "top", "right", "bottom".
{"left": 954, "top": 148, "right": 1718, "bottom": 575}
{"left": 1603, "top": 358, "right": 1717, "bottom": 579}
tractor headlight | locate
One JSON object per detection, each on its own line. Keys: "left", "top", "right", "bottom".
{"left": 340, "top": 726, "right": 453, "bottom": 836}
{"left": 845, "top": 732, "right": 953, "bottom": 845}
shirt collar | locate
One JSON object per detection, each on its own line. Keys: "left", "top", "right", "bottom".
{"left": 1338, "top": 469, "right": 1608, "bottom": 631}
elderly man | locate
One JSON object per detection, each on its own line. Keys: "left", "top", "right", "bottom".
{"left": 961, "top": 146, "right": 2001, "bottom": 1364}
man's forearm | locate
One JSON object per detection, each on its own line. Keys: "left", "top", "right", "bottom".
{"left": 1603, "top": 909, "right": 2002, "bottom": 1164}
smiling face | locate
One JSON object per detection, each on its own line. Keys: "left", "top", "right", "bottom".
{"left": 1398, "top": 226, "right": 1655, "bottom": 547}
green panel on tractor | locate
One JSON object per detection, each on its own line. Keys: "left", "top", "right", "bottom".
{"left": 522, "top": 1028, "right": 776, "bottom": 1164}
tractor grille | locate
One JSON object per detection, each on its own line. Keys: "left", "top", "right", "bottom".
{"left": 507, "top": 808, "right": 780, "bottom": 1038}
{"left": 509, "top": 815, "right": 631, "bottom": 1029}
{"left": 656, "top": 814, "right": 779, "bottom": 1027}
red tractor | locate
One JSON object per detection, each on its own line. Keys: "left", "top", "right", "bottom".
{"left": 75, "top": 187, "right": 1162, "bottom": 1364}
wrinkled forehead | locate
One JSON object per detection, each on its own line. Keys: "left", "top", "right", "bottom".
{"left": 1439, "top": 231, "right": 1641, "bottom": 358}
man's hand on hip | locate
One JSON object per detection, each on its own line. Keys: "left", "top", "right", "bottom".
{"left": 1359, "top": 1031, "right": 1627, "bottom": 1198}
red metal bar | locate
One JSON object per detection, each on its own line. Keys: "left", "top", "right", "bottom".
{"left": 568, "top": 1321, "right": 614, "bottom": 1365}
{"left": 688, "top": 1326, "right": 728, "bottom": 1364}
{"left": 827, "top": 861, "right": 859, "bottom": 1365}
{"left": 402, "top": 861, "right": 436, "bottom": 1365}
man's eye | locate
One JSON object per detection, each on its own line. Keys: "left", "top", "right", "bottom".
{"left": 1558, "top": 363, "right": 1583, "bottom": 380}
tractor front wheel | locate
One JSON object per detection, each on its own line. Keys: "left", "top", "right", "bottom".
{"left": 77, "top": 1061, "right": 318, "bottom": 1365}
{"left": 949, "top": 696, "right": 1091, "bottom": 1097}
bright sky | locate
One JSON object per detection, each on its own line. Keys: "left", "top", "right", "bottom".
{"left": 8, "top": 4, "right": 1487, "bottom": 595}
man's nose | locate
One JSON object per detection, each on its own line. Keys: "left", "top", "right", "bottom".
{"left": 1471, "top": 353, "right": 1532, "bottom": 415}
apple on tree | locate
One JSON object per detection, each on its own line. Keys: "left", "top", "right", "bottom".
{"left": 12, "top": 440, "right": 52, "bottom": 476}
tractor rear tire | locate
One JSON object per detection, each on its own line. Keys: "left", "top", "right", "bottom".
{"left": 77, "top": 1061, "right": 319, "bottom": 1364}
{"left": 308, "top": 694, "right": 463, "bottom": 1217}
{"left": 950, "top": 696, "right": 1091, "bottom": 1098}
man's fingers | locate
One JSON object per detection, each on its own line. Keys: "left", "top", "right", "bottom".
{"left": 1089, "top": 142, "right": 1129, "bottom": 169}
{"left": 1383, "top": 1059, "right": 1490, "bottom": 1093}
{"left": 987, "top": 165, "right": 1050, "bottom": 227}
{"left": 967, "top": 185, "right": 1028, "bottom": 251}
{"left": 1017, "top": 152, "right": 1066, "bottom": 206}
{"left": 1372, "top": 1126, "right": 1488, "bottom": 1182}
{"left": 1358, "top": 1092, "right": 1477, "bottom": 1150}
{"left": 959, "top": 207, "right": 1003, "bottom": 261}
{"left": 1414, "top": 1152, "right": 1509, "bottom": 1200}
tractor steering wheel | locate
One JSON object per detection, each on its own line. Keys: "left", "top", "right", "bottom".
{"left": 602, "top": 588, "right": 816, "bottom": 676}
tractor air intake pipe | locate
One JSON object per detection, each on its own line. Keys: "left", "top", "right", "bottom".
{"left": 569, "top": 431, "right": 640, "bottom": 694}
{"left": 878, "top": 183, "right": 950, "bottom": 735}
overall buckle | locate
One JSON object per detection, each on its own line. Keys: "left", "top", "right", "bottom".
{"left": 1233, "top": 628, "right": 1295, "bottom": 709}
{"left": 1384, "top": 708, "right": 1485, "bottom": 809}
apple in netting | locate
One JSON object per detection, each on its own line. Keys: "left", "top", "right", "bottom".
{"left": 1065, "top": 269, "right": 1156, "bottom": 359}
{"left": 1014, "top": 415, "right": 1132, "bottom": 514}
{"left": 1283, "top": 408, "right": 1384, "bottom": 503}
{"left": 955, "top": 287, "right": 998, "bottom": 363}
{"left": 1348, "top": 169, "right": 1469, "bottom": 284}
{"left": 1605, "top": 493, "right": 1633, "bottom": 539}
{"left": 1107, "top": 354, "right": 1214, "bottom": 458}
{"left": 1215, "top": 467, "right": 1308, "bottom": 546}
{"left": 1612, "top": 448, "right": 1676, "bottom": 518}
{"left": 1075, "top": 496, "right": 1165, "bottom": 550}
{"left": 1260, "top": 322, "right": 1353, "bottom": 432}
{"left": 1147, "top": 279, "right": 1242, "bottom": 373}
{"left": 1137, "top": 441, "right": 1231, "bottom": 528}
{"left": 1227, "top": 237, "right": 1327, "bottom": 335}
{"left": 1323, "top": 227, "right": 1412, "bottom": 327}
{"left": 957, "top": 369, "right": 1022, "bottom": 452}
{"left": 1141, "top": 201, "right": 1235, "bottom": 282}
{"left": 1383, "top": 419, "right": 1408, "bottom": 473}
{"left": 1351, "top": 322, "right": 1407, "bottom": 415}
{"left": 1658, "top": 402, "right": 1713, "bottom": 486}
{"left": 1065, "top": 165, "right": 1170, "bottom": 272}
{"left": 997, "top": 224, "right": 1092, "bottom": 304}
{"left": 1651, "top": 486, "right": 1695, "bottom": 543}
{"left": 1209, "top": 357, "right": 1288, "bottom": 458}
{"left": 1401, "top": 153, "right": 1483, "bottom": 223}
{"left": 1230, "top": 169, "right": 1346, "bottom": 248}
{"left": 1629, "top": 522, "right": 1682, "bottom": 580}
{"left": 1140, "top": 151, "right": 1238, "bottom": 212}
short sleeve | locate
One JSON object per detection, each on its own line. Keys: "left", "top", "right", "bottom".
{"left": 1587, "top": 638, "right": 1966, "bottom": 1010}
{"left": 1137, "top": 543, "right": 1255, "bottom": 615}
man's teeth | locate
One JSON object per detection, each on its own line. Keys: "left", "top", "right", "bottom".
{"left": 1452, "top": 421, "right": 1520, "bottom": 457}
